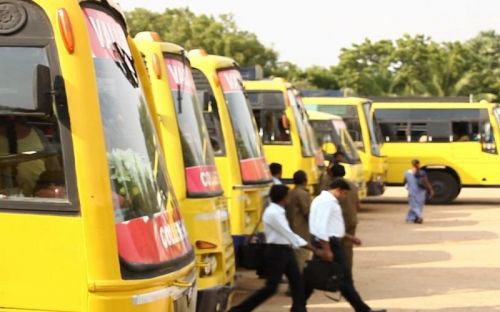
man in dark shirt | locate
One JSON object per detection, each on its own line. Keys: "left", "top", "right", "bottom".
{"left": 286, "top": 170, "right": 313, "bottom": 274}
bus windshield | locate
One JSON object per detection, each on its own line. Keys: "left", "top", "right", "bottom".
{"left": 362, "top": 101, "right": 382, "bottom": 156}
{"left": 332, "top": 119, "right": 361, "bottom": 163}
{"left": 494, "top": 107, "right": 500, "bottom": 130}
{"left": 310, "top": 104, "right": 366, "bottom": 152}
{"left": 217, "top": 69, "right": 271, "bottom": 184}
{"left": 288, "top": 90, "right": 316, "bottom": 157}
{"left": 165, "top": 55, "right": 222, "bottom": 197}
{"left": 84, "top": 7, "right": 191, "bottom": 273}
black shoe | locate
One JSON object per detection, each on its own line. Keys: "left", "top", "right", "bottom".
{"left": 369, "top": 309, "right": 387, "bottom": 312}
{"left": 415, "top": 217, "right": 423, "bottom": 224}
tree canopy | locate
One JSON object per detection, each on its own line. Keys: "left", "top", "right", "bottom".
{"left": 126, "top": 8, "right": 499, "bottom": 100}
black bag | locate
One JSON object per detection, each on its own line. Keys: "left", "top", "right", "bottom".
{"left": 303, "top": 258, "right": 343, "bottom": 293}
{"left": 238, "top": 232, "right": 266, "bottom": 270}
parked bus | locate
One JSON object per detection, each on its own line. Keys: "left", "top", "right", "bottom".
{"left": 135, "top": 33, "right": 236, "bottom": 311}
{"left": 307, "top": 110, "right": 367, "bottom": 198}
{"left": 188, "top": 50, "right": 273, "bottom": 250}
{"left": 303, "top": 96, "right": 387, "bottom": 196}
{"left": 0, "top": 1, "right": 196, "bottom": 311}
{"left": 244, "top": 78, "right": 322, "bottom": 192}
{"left": 372, "top": 98, "right": 500, "bottom": 204}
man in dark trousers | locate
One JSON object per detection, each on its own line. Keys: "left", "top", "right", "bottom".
{"left": 230, "top": 185, "right": 323, "bottom": 312}
{"left": 307, "top": 179, "right": 385, "bottom": 312}
{"left": 330, "top": 163, "right": 360, "bottom": 273}
{"left": 286, "top": 170, "right": 313, "bottom": 273}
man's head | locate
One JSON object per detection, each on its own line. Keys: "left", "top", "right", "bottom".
{"left": 330, "top": 163, "right": 346, "bottom": 178}
{"left": 293, "top": 170, "right": 307, "bottom": 186}
{"left": 269, "top": 162, "right": 283, "bottom": 178}
{"left": 411, "top": 159, "right": 420, "bottom": 169}
{"left": 269, "top": 184, "right": 290, "bottom": 206}
{"left": 333, "top": 151, "right": 346, "bottom": 163}
{"left": 328, "top": 178, "right": 351, "bottom": 200}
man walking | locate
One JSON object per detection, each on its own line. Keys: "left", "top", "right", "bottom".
{"left": 329, "top": 164, "right": 360, "bottom": 272}
{"left": 307, "top": 179, "right": 385, "bottom": 312}
{"left": 230, "top": 185, "right": 322, "bottom": 312}
{"left": 287, "top": 170, "right": 313, "bottom": 272}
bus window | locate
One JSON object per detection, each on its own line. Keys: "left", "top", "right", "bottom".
{"left": 247, "top": 92, "right": 291, "bottom": 144}
{"left": 0, "top": 47, "right": 66, "bottom": 201}
{"left": 0, "top": 116, "right": 65, "bottom": 199}
{"left": 495, "top": 107, "right": 500, "bottom": 128}
{"left": 480, "top": 109, "right": 497, "bottom": 154}
{"left": 288, "top": 90, "right": 316, "bottom": 157}
{"left": 192, "top": 69, "right": 226, "bottom": 156}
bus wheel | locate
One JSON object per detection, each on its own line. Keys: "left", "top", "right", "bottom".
{"left": 426, "top": 171, "right": 459, "bottom": 204}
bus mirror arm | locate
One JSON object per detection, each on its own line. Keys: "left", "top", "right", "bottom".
{"left": 34, "top": 64, "right": 53, "bottom": 116}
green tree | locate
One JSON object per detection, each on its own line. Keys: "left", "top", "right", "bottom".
{"left": 125, "top": 8, "right": 278, "bottom": 71}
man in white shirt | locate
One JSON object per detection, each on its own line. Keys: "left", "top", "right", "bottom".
{"left": 230, "top": 184, "right": 322, "bottom": 312}
{"left": 307, "top": 178, "right": 386, "bottom": 312}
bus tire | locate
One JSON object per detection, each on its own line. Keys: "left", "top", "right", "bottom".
{"left": 426, "top": 171, "right": 459, "bottom": 205}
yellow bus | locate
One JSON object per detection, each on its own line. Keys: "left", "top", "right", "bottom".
{"left": 307, "top": 110, "right": 367, "bottom": 198}
{"left": 135, "top": 33, "right": 235, "bottom": 310}
{"left": 0, "top": 1, "right": 196, "bottom": 311}
{"left": 188, "top": 50, "right": 273, "bottom": 251}
{"left": 244, "top": 78, "right": 321, "bottom": 192}
{"left": 372, "top": 98, "right": 500, "bottom": 204}
{"left": 303, "top": 96, "right": 387, "bottom": 196}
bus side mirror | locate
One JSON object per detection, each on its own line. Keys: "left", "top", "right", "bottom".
{"left": 197, "top": 90, "right": 210, "bottom": 111}
{"left": 34, "top": 64, "right": 53, "bottom": 116}
{"left": 280, "top": 114, "right": 290, "bottom": 130}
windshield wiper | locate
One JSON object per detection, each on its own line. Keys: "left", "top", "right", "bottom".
{"left": 112, "top": 42, "right": 139, "bottom": 88}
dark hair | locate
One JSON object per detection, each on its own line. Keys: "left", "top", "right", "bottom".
{"left": 411, "top": 159, "right": 420, "bottom": 166}
{"left": 330, "top": 164, "right": 346, "bottom": 177}
{"left": 333, "top": 151, "right": 345, "bottom": 159}
{"left": 270, "top": 184, "right": 290, "bottom": 203}
{"left": 293, "top": 170, "right": 307, "bottom": 185}
{"left": 329, "top": 178, "right": 351, "bottom": 191}
{"left": 269, "top": 163, "right": 282, "bottom": 175}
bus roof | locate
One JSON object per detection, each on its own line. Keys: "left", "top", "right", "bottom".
{"left": 302, "top": 96, "right": 371, "bottom": 105}
{"left": 187, "top": 50, "right": 238, "bottom": 70}
{"left": 370, "top": 96, "right": 473, "bottom": 103}
{"left": 307, "top": 110, "right": 342, "bottom": 121}
{"left": 134, "top": 32, "right": 185, "bottom": 55}
{"left": 372, "top": 101, "right": 496, "bottom": 109}
{"left": 244, "top": 78, "right": 293, "bottom": 92}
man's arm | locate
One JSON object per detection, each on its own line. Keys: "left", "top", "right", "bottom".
{"left": 344, "top": 233, "right": 362, "bottom": 246}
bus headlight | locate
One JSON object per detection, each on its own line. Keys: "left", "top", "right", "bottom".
{"left": 199, "top": 254, "right": 218, "bottom": 277}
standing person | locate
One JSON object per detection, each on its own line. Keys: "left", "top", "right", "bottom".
{"left": 404, "top": 159, "right": 434, "bottom": 224}
{"left": 285, "top": 170, "right": 313, "bottom": 296}
{"left": 307, "top": 179, "right": 386, "bottom": 312}
{"left": 330, "top": 164, "right": 360, "bottom": 273}
{"left": 230, "top": 185, "right": 323, "bottom": 312}
{"left": 269, "top": 162, "right": 283, "bottom": 185}
{"left": 287, "top": 170, "right": 313, "bottom": 271}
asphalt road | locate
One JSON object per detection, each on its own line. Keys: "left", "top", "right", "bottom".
{"left": 231, "top": 187, "right": 500, "bottom": 311}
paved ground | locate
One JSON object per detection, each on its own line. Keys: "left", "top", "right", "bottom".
{"left": 231, "top": 187, "right": 500, "bottom": 311}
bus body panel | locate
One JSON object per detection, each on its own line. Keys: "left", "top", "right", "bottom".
{"left": 373, "top": 102, "right": 500, "bottom": 190}
{"left": 189, "top": 54, "right": 272, "bottom": 243}
{"left": 0, "top": 1, "right": 196, "bottom": 311}
{"left": 244, "top": 79, "right": 320, "bottom": 192}
{"left": 303, "top": 97, "right": 387, "bottom": 196}
{"left": 134, "top": 38, "right": 235, "bottom": 310}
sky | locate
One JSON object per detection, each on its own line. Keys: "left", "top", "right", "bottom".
{"left": 119, "top": 0, "right": 500, "bottom": 68}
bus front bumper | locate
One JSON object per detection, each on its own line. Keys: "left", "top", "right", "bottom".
{"left": 196, "top": 284, "right": 234, "bottom": 312}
